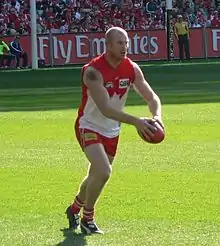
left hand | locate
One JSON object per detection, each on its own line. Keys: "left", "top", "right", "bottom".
{"left": 152, "top": 115, "right": 164, "bottom": 129}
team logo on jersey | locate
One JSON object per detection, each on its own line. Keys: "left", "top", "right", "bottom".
{"left": 104, "top": 81, "right": 114, "bottom": 88}
{"left": 119, "top": 78, "right": 130, "bottom": 89}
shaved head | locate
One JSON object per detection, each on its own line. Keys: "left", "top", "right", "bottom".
{"left": 104, "top": 27, "right": 129, "bottom": 62}
{"left": 105, "top": 27, "right": 128, "bottom": 43}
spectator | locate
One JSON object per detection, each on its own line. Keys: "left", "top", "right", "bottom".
{"left": 211, "top": 10, "right": 220, "bottom": 27}
{"left": 146, "top": 0, "right": 157, "bottom": 15}
{"left": 37, "top": 17, "right": 47, "bottom": 34}
{"left": 133, "top": 0, "right": 143, "bottom": 10}
{"left": 0, "top": 36, "right": 13, "bottom": 68}
{"left": 121, "top": 0, "right": 133, "bottom": 10}
{"left": 60, "top": 20, "right": 69, "bottom": 33}
{"left": 10, "top": 36, "right": 28, "bottom": 68}
{"left": 7, "top": 23, "right": 18, "bottom": 35}
{"left": 0, "top": 23, "right": 7, "bottom": 36}
{"left": 174, "top": 15, "right": 190, "bottom": 62}
{"left": 192, "top": 17, "right": 202, "bottom": 27}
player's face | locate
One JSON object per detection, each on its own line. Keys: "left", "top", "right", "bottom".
{"left": 109, "top": 33, "right": 129, "bottom": 60}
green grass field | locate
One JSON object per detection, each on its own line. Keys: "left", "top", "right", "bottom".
{"left": 1, "top": 62, "right": 220, "bottom": 245}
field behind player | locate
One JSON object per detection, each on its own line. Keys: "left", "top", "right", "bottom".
{"left": 0, "top": 61, "right": 220, "bottom": 245}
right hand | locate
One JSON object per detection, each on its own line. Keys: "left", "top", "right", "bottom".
{"left": 134, "top": 117, "right": 157, "bottom": 142}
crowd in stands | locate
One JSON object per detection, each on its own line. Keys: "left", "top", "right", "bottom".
{"left": 0, "top": 0, "right": 220, "bottom": 36}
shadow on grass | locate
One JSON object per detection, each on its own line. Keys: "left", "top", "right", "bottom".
{"left": 56, "top": 228, "right": 87, "bottom": 246}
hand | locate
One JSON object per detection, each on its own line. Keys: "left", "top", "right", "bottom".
{"left": 153, "top": 115, "right": 164, "bottom": 129}
{"left": 134, "top": 117, "right": 157, "bottom": 142}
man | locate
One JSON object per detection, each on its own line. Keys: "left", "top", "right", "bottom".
{"left": 0, "top": 37, "right": 13, "bottom": 68}
{"left": 66, "top": 27, "right": 164, "bottom": 235}
{"left": 10, "top": 36, "right": 28, "bottom": 68}
{"left": 174, "top": 15, "right": 190, "bottom": 62}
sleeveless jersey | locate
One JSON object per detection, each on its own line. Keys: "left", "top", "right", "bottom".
{"left": 76, "top": 53, "right": 135, "bottom": 138}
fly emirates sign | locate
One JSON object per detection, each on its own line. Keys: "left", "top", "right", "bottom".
{"left": 4, "top": 29, "right": 220, "bottom": 65}
{"left": 36, "top": 30, "right": 166, "bottom": 65}
{"left": 75, "top": 33, "right": 160, "bottom": 57}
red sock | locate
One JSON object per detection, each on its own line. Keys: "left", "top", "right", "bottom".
{"left": 82, "top": 207, "right": 94, "bottom": 221}
{"left": 71, "top": 196, "right": 84, "bottom": 214}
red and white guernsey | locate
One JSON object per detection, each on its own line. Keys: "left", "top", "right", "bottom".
{"left": 76, "top": 53, "right": 135, "bottom": 138}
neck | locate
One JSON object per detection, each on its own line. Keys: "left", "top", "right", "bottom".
{"left": 104, "top": 52, "right": 123, "bottom": 69}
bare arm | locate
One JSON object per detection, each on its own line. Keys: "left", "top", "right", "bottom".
{"left": 132, "top": 62, "right": 162, "bottom": 121}
{"left": 83, "top": 66, "right": 139, "bottom": 126}
{"left": 185, "top": 22, "right": 189, "bottom": 38}
{"left": 174, "top": 25, "right": 178, "bottom": 39}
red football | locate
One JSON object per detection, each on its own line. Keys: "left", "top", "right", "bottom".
{"left": 138, "top": 121, "right": 165, "bottom": 144}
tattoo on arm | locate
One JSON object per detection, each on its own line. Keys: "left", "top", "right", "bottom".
{"left": 86, "top": 70, "right": 98, "bottom": 81}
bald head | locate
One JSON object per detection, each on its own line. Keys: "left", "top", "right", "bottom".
{"left": 105, "top": 27, "right": 128, "bottom": 43}
{"left": 105, "top": 27, "right": 129, "bottom": 60}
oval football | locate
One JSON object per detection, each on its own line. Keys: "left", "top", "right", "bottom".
{"left": 137, "top": 121, "right": 165, "bottom": 144}
{"left": 150, "top": 121, "right": 165, "bottom": 144}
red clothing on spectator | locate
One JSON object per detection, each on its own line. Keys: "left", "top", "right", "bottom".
{"left": 211, "top": 17, "right": 220, "bottom": 27}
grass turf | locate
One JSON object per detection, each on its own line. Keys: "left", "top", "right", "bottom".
{"left": 0, "top": 62, "right": 220, "bottom": 245}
